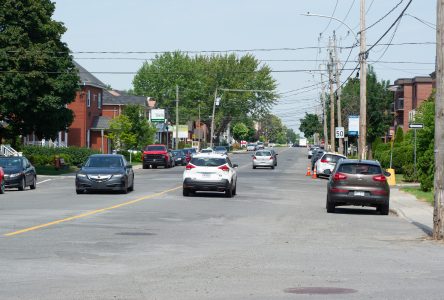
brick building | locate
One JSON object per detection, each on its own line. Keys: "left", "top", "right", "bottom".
{"left": 390, "top": 76, "right": 434, "bottom": 133}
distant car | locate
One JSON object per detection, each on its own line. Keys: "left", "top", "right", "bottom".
{"left": 246, "top": 144, "right": 257, "bottom": 151}
{"left": 256, "top": 142, "right": 265, "bottom": 150}
{"left": 0, "top": 156, "right": 37, "bottom": 191}
{"left": 214, "top": 146, "right": 228, "bottom": 155}
{"left": 182, "top": 153, "right": 238, "bottom": 197}
{"left": 308, "top": 146, "right": 319, "bottom": 159}
{"left": 325, "top": 159, "right": 390, "bottom": 214}
{"left": 0, "top": 166, "right": 4, "bottom": 194}
{"left": 75, "top": 154, "right": 134, "bottom": 194}
{"left": 171, "top": 150, "right": 186, "bottom": 166}
{"left": 142, "top": 144, "right": 173, "bottom": 169}
{"left": 252, "top": 150, "right": 275, "bottom": 169}
{"left": 183, "top": 148, "right": 198, "bottom": 156}
{"left": 314, "top": 152, "right": 346, "bottom": 178}
{"left": 200, "top": 148, "right": 214, "bottom": 154}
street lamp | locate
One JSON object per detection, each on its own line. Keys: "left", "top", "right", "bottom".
{"left": 302, "top": 11, "right": 367, "bottom": 158}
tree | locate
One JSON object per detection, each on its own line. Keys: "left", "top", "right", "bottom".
{"left": 299, "top": 113, "right": 322, "bottom": 139}
{"left": 132, "top": 52, "right": 278, "bottom": 141}
{"left": 0, "top": 0, "right": 79, "bottom": 145}
{"left": 232, "top": 122, "right": 249, "bottom": 141}
{"left": 107, "top": 105, "right": 157, "bottom": 151}
{"left": 286, "top": 128, "right": 299, "bottom": 143}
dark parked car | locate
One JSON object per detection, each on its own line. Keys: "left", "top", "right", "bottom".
{"left": 0, "top": 166, "right": 5, "bottom": 194}
{"left": 76, "top": 154, "right": 134, "bottom": 194}
{"left": 324, "top": 159, "right": 390, "bottom": 214}
{"left": 0, "top": 156, "right": 36, "bottom": 191}
{"left": 171, "top": 150, "right": 187, "bottom": 166}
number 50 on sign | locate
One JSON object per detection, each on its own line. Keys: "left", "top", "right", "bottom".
{"left": 335, "top": 127, "right": 344, "bottom": 138}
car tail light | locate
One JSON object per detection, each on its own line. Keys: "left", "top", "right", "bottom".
{"left": 333, "top": 172, "right": 347, "bottom": 181}
{"left": 321, "top": 159, "right": 328, "bottom": 163}
{"left": 218, "top": 165, "right": 230, "bottom": 172}
{"left": 373, "top": 175, "right": 387, "bottom": 182}
{"left": 330, "top": 187, "right": 348, "bottom": 193}
{"left": 253, "top": 156, "right": 257, "bottom": 160}
{"left": 185, "top": 164, "right": 195, "bottom": 170}
{"left": 269, "top": 156, "right": 273, "bottom": 160}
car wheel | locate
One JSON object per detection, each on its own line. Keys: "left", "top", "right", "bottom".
{"left": 30, "top": 176, "right": 37, "bottom": 190}
{"left": 0, "top": 181, "right": 5, "bottom": 194}
{"left": 183, "top": 188, "right": 190, "bottom": 196}
{"left": 128, "top": 176, "right": 134, "bottom": 192}
{"left": 225, "top": 185, "right": 233, "bottom": 198}
{"left": 76, "top": 189, "right": 83, "bottom": 194}
{"left": 143, "top": 164, "right": 148, "bottom": 169}
{"left": 18, "top": 177, "right": 26, "bottom": 191}
{"left": 252, "top": 166, "right": 256, "bottom": 169}
{"left": 271, "top": 166, "right": 275, "bottom": 170}
{"left": 326, "top": 197, "right": 335, "bottom": 213}
{"left": 232, "top": 181, "right": 237, "bottom": 195}
{"left": 379, "top": 203, "right": 389, "bottom": 215}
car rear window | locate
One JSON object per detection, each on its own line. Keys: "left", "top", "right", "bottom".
{"left": 255, "top": 151, "right": 272, "bottom": 156}
{"left": 337, "top": 163, "right": 382, "bottom": 175}
{"left": 190, "top": 157, "right": 226, "bottom": 167}
{"left": 145, "top": 145, "right": 165, "bottom": 151}
{"left": 323, "top": 154, "right": 344, "bottom": 163}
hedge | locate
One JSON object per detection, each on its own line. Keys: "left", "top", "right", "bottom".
{"left": 22, "top": 146, "right": 100, "bottom": 166}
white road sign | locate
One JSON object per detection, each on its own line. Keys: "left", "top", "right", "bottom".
{"left": 335, "top": 127, "right": 345, "bottom": 138}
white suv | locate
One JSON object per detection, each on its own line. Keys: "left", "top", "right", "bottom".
{"left": 315, "top": 152, "right": 346, "bottom": 177}
{"left": 182, "top": 153, "right": 238, "bottom": 197}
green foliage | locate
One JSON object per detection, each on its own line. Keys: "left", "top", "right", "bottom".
{"left": 394, "top": 127, "right": 404, "bottom": 144}
{"left": 232, "top": 123, "right": 249, "bottom": 141}
{"left": 132, "top": 52, "right": 278, "bottom": 138}
{"left": 299, "top": 113, "right": 321, "bottom": 138}
{"left": 0, "top": 0, "right": 79, "bottom": 144}
{"left": 22, "top": 146, "right": 99, "bottom": 166}
{"left": 118, "top": 150, "right": 142, "bottom": 163}
{"left": 286, "top": 128, "right": 299, "bottom": 143}
{"left": 258, "top": 113, "right": 287, "bottom": 143}
{"left": 107, "top": 105, "right": 157, "bottom": 151}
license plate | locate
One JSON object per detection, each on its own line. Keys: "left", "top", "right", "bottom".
{"left": 354, "top": 191, "right": 365, "bottom": 196}
{"left": 201, "top": 173, "right": 212, "bottom": 178}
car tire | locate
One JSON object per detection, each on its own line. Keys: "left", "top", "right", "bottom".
{"left": 76, "top": 189, "right": 83, "bottom": 194}
{"left": 30, "top": 176, "right": 37, "bottom": 190}
{"left": 225, "top": 185, "right": 233, "bottom": 198}
{"left": 253, "top": 166, "right": 256, "bottom": 169}
{"left": 326, "top": 197, "right": 335, "bottom": 213}
{"left": 0, "top": 181, "right": 5, "bottom": 194}
{"left": 379, "top": 203, "right": 389, "bottom": 215}
{"left": 18, "top": 177, "right": 26, "bottom": 191}
{"left": 271, "top": 166, "right": 275, "bottom": 170}
{"left": 128, "top": 176, "right": 134, "bottom": 192}
{"left": 232, "top": 181, "right": 237, "bottom": 195}
{"left": 143, "top": 164, "right": 148, "bottom": 169}
{"left": 183, "top": 188, "right": 190, "bottom": 196}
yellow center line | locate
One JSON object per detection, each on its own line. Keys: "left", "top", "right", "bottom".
{"left": 4, "top": 186, "right": 182, "bottom": 237}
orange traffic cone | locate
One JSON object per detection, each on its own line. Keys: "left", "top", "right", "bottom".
{"left": 312, "top": 168, "right": 317, "bottom": 179}
{"left": 306, "top": 166, "right": 311, "bottom": 176}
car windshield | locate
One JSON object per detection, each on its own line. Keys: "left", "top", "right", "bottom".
{"left": 215, "top": 146, "right": 226, "bottom": 151}
{"left": 338, "top": 163, "right": 382, "bottom": 175}
{"left": 145, "top": 145, "right": 165, "bottom": 151}
{"left": 201, "top": 149, "right": 213, "bottom": 153}
{"left": 172, "top": 150, "right": 182, "bottom": 156}
{"left": 85, "top": 156, "right": 123, "bottom": 168}
{"left": 0, "top": 157, "right": 22, "bottom": 168}
{"left": 255, "top": 151, "right": 272, "bottom": 156}
{"left": 190, "top": 157, "right": 226, "bottom": 167}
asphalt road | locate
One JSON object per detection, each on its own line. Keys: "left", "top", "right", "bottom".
{"left": 1, "top": 148, "right": 444, "bottom": 299}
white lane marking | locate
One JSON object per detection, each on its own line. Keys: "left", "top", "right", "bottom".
{"left": 36, "top": 179, "right": 52, "bottom": 185}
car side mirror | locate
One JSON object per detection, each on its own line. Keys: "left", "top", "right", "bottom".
{"left": 77, "top": 164, "right": 83, "bottom": 168}
{"left": 127, "top": 164, "right": 133, "bottom": 169}
{"left": 233, "top": 164, "right": 238, "bottom": 168}
{"left": 275, "top": 153, "right": 278, "bottom": 156}
{"left": 323, "top": 169, "right": 332, "bottom": 175}
{"left": 384, "top": 171, "right": 391, "bottom": 177}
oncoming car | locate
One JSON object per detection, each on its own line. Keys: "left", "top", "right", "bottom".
{"left": 76, "top": 154, "right": 134, "bottom": 194}
{"left": 0, "top": 156, "right": 37, "bottom": 191}
{"left": 182, "top": 154, "right": 238, "bottom": 197}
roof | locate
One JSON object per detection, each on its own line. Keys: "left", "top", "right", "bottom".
{"left": 73, "top": 61, "right": 107, "bottom": 89}
{"left": 193, "top": 153, "right": 227, "bottom": 158}
{"left": 102, "top": 89, "right": 147, "bottom": 106}
{"left": 90, "top": 116, "right": 111, "bottom": 130}
{"left": 394, "top": 76, "right": 433, "bottom": 86}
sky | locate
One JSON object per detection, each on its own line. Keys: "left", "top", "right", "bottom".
{"left": 53, "top": 0, "right": 436, "bottom": 133}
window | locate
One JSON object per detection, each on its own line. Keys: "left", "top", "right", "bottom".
{"left": 98, "top": 93, "right": 102, "bottom": 109}
{"left": 338, "top": 163, "right": 382, "bottom": 175}
{"left": 190, "top": 157, "right": 226, "bottom": 167}
{"left": 87, "top": 90, "right": 91, "bottom": 107}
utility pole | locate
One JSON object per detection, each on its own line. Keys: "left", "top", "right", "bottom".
{"left": 333, "top": 31, "right": 344, "bottom": 155}
{"left": 433, "top": 0, "right": 444, "bottom": 240}
{"left": 328, "top": 37, "right": 336, "bottom": 152}
{"left": 320, "top": 70, "right": 329, "bottom": 151}
{"left": 198, "top": 100, "right": 201, "bottom": 146}
{"left": 359, "top": 0, "right": 367, "bottom": 159}
{"left": 175, "top": 85, "right": 179, "bottom": 150}
{"left": 210, "top": 88, "right": 217, "bottom": 148}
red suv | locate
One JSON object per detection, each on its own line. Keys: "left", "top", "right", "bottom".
{"left": 0, "top": 166, "right": 4, "bottom": 194}
{"left": 142, "top": 145, "right": 173, "bottom": 169}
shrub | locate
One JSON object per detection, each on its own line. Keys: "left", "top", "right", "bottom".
{"left": 402, "top": 164, "right": 417, "bottom": 182}
{"left": 22, "top": 146, "right": 99, "bottom": 166}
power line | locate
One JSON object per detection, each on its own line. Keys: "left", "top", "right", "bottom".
{"left": 320, "top": 0, "right": 339, "bottom": 35}
{"left": 405, "top": 13, "right": 436, "bottom": 29}
{"left": 363, "top": 0, "right": 404, "bottom": 33}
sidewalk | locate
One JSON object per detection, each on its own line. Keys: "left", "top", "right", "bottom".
{"left": 390, "top": 186, "right": 434, "bottom": 236}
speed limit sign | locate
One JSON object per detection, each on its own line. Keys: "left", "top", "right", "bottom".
{"left": 335, "top": 127, "right": 345, "bottom": 138}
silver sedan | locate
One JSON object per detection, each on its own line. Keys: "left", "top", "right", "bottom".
{"left": 252, "top": 150, "right": 275, "bottom": 169}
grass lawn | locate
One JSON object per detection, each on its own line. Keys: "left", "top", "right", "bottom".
{"left": 35, "top": 165, "right": 77, "bottom": 175}
{"left": 401, "top": 187, "right": 434, "bottom": 206}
